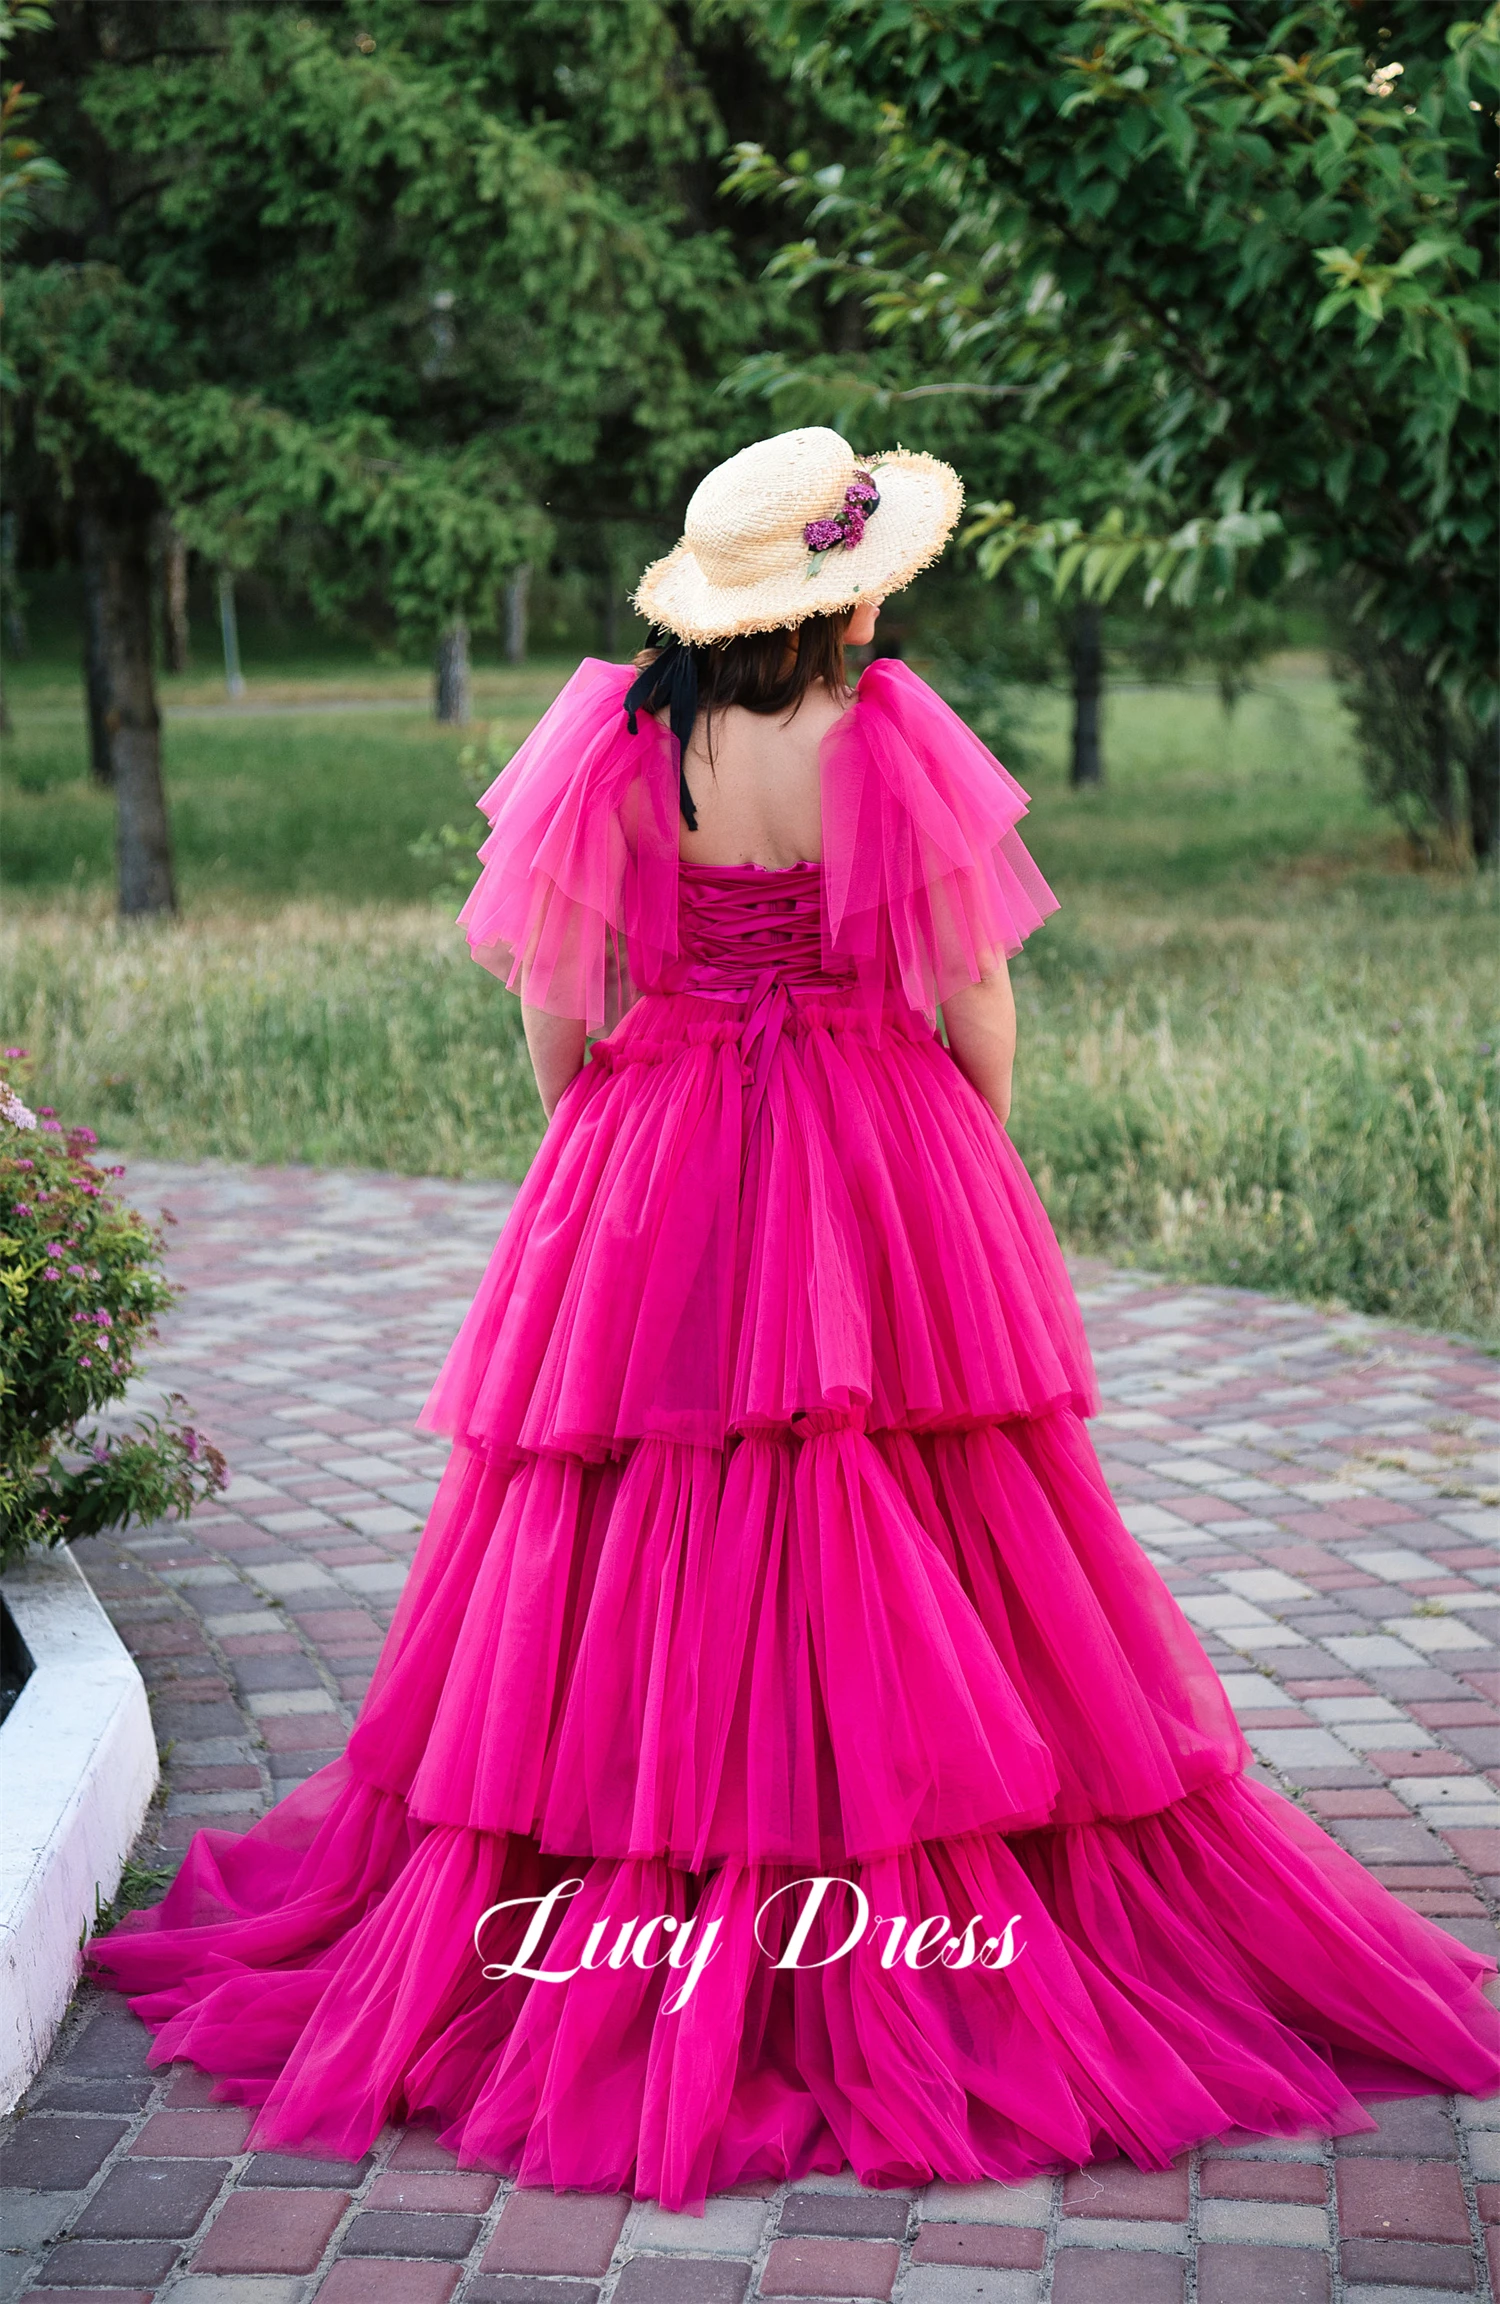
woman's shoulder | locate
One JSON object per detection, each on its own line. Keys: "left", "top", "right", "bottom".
{"left": 541, "top": 656, "right": 637, "bottom": 720}
{"left": 484, "top": 659, "right": 660, "bottom": 802}
{"left": 820, "top": 655, "right": 1058, "bottom": 1015}
{"left": 581, "top": 655, "right": 639, "bottom": 686}
{"left": 456, "top": 657, "right": 678, "bottom": 1032}
{"left": 846, "top": 655, "right": 974, "bottom": 737}
{"left": 833, "top": 656, "right": 1029, "bottom": 808}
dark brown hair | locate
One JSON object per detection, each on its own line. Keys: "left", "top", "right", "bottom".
{"left": 663, "top": 612, "right": 851, "bottom": 725}
{"left": 625, "top": 612, "right": 854, "bottom": 824}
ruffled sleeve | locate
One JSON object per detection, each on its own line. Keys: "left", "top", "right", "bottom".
{"left": 820, "top": 657, "right": 1059, "bottom": 1023}
{"left": 456, "top": 658, "right": 679, "bottom": 1035}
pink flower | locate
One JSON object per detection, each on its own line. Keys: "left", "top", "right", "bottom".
{"left": 802, "top": 469, "right": 881, "bottom": 558}
{"left": 67, "top": 1264, "right": 86, "bottom": 1276}
{"left": 80, "top": 1355, "right": 92, "bottom": 1367}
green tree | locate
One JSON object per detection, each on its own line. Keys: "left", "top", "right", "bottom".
{"left": 736, "top": 0, "right": 1500, "bottom": 853}
{"left": 0, "top": 0, "right": 62, "bottom": 724}
{"left": 723, "top": 99, "right": 1285, "bottom": 787}
{"left": 3, "top": 0, "right": 819, "bottom": 907}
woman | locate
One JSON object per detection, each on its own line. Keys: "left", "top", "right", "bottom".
{"left": 93, "top": 425, "right": 1497, "bottom": 2212}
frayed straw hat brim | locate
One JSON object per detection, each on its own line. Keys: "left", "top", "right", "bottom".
{"left": 633, "top": 447, "right": 963, "bottom": 646}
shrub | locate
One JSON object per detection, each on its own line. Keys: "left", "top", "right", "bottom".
{"left": 0, "top": 1051, "right": 226, "bottom": 1569}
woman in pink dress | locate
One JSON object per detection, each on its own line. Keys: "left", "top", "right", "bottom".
{"left": 92, "top": 425, "right": 1497, "bottom": 2212}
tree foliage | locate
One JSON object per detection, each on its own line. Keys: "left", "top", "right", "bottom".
{"left": 0, "top": 4, "right": 63, "bottom": 288}
{"left": 2, "top": 0, "right": 835, "bottom": 906}
{"left": 6, "top": 1, "right": 1495, "bottom": 858}
{"left": 730, "top": 1, "right": 1499, "bottom": 843}
{"left": 6, "top": 0, "right": 820, "bottom": 638}
{"left": 747, "top": 1, "right": 1497, "bottom": 696}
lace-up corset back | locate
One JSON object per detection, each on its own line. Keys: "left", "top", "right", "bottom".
{"left": 668, "top": 860, "right": 853, "bottom": 1004}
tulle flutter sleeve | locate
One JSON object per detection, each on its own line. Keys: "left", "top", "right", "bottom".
{"left": 821, "top": 657, "right": 1059, "bottom": 1023}
{"left": 456, "top": 658, "right": 679, "bottom": 1035}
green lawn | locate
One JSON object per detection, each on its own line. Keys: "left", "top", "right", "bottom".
{"left": 3, "top": 649, "right": 1495, "bottom": 1341}
{"left": 1011, "top": 668, "right": 1387, "bottom": 895}
{"left": 1, "top": 644, "right": 1384, "bottom": 907}
{"left": 2, "top": 656, "right": 575, "bottom": 903}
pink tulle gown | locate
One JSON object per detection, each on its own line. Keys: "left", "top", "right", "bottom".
{"left": 92, "top": 657, "right": 1498, "bottom": 2211}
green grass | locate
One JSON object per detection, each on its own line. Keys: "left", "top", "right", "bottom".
{"left": 2, "top": 658, "right": 575, "bottom": 903}
{"left": 1, "top": 647, "right": 1377, "bottom": 906}
{"left": 1, "top": 901, "right": 545, "bottom": 1178}
{"left": 1009, "top": 668, "right": 1385, "bottom": 895}
{"left": 2, "top": 651, "right": 1496, "bottom": 1341}
{"left": 1008, "top": 882, "right": 1496, "bottom": 1341}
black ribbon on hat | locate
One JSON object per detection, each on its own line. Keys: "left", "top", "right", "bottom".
{"left": 624, "top": 636, "right": 700, "bottom": 829}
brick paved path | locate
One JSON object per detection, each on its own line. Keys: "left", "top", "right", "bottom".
{"left": 2, "top": 1159, "right": 1498, "bottom": 2304}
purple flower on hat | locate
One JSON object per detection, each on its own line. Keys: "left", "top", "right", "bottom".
{"left": 803, "top": 468, "right": 881, "bottom": 564}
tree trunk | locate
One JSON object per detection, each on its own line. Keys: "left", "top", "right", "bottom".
{"left": 0, "top": 510, "right": 25, "bottom": 658}
{"left": 1426, "top": 694, "right": 1456, "bottom": 845}
{"left": 1463, "top": 719, "right": 1499, "bottom": 864}
{"left": 217, "top": 568, "right": 245, "bottom": 697}
{"left": 79, "top": 514, "right": 115, "bottom": 785}
{"left": 77, "top": 487, "right": 177, "bottom": 916}
{"left": 1068, "top": 604, "right": 1103, "bottom": 788}
{"left": 433, "top": 620, "right": 471, "bottom": 723}
{"left": 504, "top": 565, "right": 531, "bottom": 664}
{"left": 160, "top": 516, "right": 191, "bottom": 673}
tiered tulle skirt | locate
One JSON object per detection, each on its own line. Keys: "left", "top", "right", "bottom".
{"left": 92, "top": 986, "right": 1499, "bottom": 2211}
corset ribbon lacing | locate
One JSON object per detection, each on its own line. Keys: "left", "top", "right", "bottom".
{"left": 670, "top": 865, "right": 850, "bottom": 1139}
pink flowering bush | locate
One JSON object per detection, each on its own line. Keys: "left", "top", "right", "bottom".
{"left": 0, "top": 1052, "right": 227, "bottom": 1569}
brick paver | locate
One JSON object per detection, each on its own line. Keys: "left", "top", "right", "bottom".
{"left": 1, "top": 1158, "right": 1497, "bottom": 2303}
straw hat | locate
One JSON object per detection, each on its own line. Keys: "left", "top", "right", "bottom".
{"left": 632, "top": 425, "right": 964, "bottom": 645}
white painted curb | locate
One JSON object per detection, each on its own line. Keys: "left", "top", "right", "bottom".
{"left": 0, "top": 1544, "right": 158, "bottom": 2113}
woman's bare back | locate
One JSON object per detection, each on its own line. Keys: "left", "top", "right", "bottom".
{"left": 673, "top": 685, "right": 852, "bottom": 869}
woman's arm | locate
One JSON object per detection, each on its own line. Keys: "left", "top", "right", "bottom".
{"left": 940, "top": 959, "right": 1017, "bottom": 1127}
{"left": 520, "top": 982, "right": 587, "bottom": 1121}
